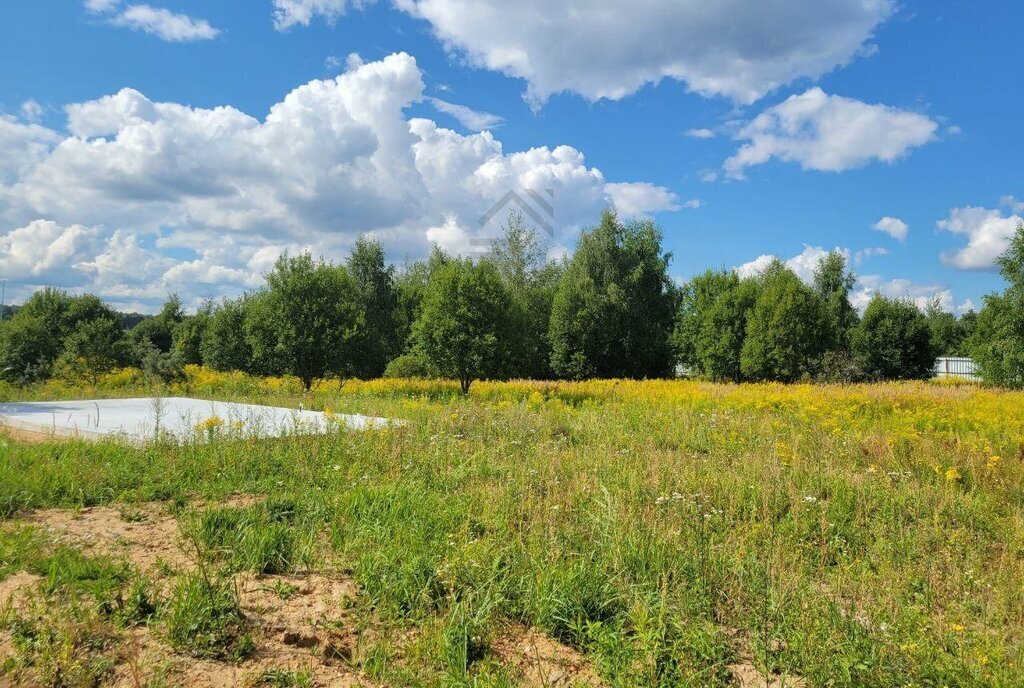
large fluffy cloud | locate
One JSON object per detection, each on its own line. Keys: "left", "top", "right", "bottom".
{"left": 724, "top": 88, "right": 938, "bottom": 178}
{"left": 938, "top": 201, "right": 1024, "bottom": 271}
{"left": 0, "top": 53, "right": 677, "bottom": 310}
{"left": 287, "top": 0, "right": 894, "bottom": 107}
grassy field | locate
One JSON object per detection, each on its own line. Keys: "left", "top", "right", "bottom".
{"left": 2, "top": 370, "right": 1023, "bottom": 686}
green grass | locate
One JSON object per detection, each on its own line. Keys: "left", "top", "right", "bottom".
{"left": 163, "top": 570, "right": 254, "bottom": 661}
{"left": 2, "top": 377, "right": 1024, "bottom": 685}
{"left": 185, "top": 497, "right": 317, "bottom": 574}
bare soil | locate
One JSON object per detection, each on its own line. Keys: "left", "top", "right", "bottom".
{"left": 1, "top": 502, "right": 605, "bottom": 687}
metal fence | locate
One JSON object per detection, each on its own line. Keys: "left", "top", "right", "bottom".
{"left": 933, "top": 357, "right": 980, "bottom": 380}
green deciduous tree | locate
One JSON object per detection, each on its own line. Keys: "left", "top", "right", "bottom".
{"left": 201, "top": 297, "right": 253, "bottom": 373}
{"left": 549, "top": 210, "right": 675, "bottom": 379}
{"left": 673, "top": 269, "right": 735, "bottom": 372}
{"left": 696, "top": 274, "right": 761, "bottom": 382}
{"left": 393, "top": 246, "right": 451, "bottom": 355}
{"left": 851, "top": 295, "right": 935, "bottom": 380}
{"left": 129, "top": 295, "right": 184, "bottom": 355}
{"left": 489, "top": 211, "right": 562, "bottom": 379}
{"left": 741, "top": 265, "right": 828, "bottom": 382}
{"left": 813, "top": 251, "right": 858, "bottom": 352}
{"left": 172, "top": 301, "right": 212, "bottom": 366}
{"left": 55, "top": 317, "right": 126, "bottom": 386}
{"left": 924, "top": 297, "right": 969, "bottom": 356}
{"left": 412, "top": 258, "right": 513, "bottom": 394}
{"left": 347, "top": 237, "right": 400, "bottom": 379}
{"left": 246, "top": 253, "right": 363, "bottom": 390}
{"left": 0, "top": 289, "right": 122, "bottom": 383}
{"left": 969, "top": 222, "right": 1024, "bottom": 387}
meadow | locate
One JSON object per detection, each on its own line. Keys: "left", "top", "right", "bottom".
{"left": 1, "top": 368, "right": 1023, "bottom": 687}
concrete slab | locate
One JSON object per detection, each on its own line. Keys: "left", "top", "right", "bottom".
{"left": 0, "top": 397, "right": 398, "bottom": 442}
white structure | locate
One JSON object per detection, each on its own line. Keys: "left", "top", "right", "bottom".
{"left": 933, "top": 357, "right": 979, "bottom": 380}
{"left": 0, "top": 397, "right": 399, "bottom": 442}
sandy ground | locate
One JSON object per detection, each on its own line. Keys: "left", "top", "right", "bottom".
{"left": 0, "top": 500, "right": 608, "bottom": 687}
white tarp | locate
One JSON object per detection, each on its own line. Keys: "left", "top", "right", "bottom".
{"left": 0, "top": 397, "right": 398, "bottom": 442}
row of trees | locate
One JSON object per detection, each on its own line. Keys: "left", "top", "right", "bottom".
{"left": 2, "top": 211, "right": 1021, "bottom": 391}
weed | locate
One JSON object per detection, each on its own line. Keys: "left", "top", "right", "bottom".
{"left": 163, "top": 571, "right": 254, "bottom": 661}
{"left": 186, "top": 500, "right": 313, "bottom": 574}
{"left": 251, "top": 668, "right": 312, "bottom": 687}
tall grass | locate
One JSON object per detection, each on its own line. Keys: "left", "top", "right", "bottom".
{"left": 2, "top": 372, "right": 1023, "bottom": 685}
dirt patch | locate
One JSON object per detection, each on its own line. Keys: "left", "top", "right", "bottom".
{"left": 0, "top": 572, "right": 44, "bottom": 678}
{"left": 9, "top": 504, "right": 371, "bottom": 687}
{"left": 0, "top": 424, "right": 58, "bottom": 444}
{"left": 109, "top": 626, "right": 368, "bottom": 688}
{"left": 0, "top": 571, "right": 42, "bottom": 608}
{"left": 728, "top": 661, "right": 807, "bottom": 688}
{"left": 27, "top": 503, "right": 194, "bottom": 574}
{"left": 102, "top": 572, "right": 368, "bottom": 687}
{"left": 491, "top": 624, "right": 604, "bottom": 687}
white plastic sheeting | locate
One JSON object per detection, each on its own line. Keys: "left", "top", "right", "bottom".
{"left": 0, "top": 397, "right": 398, "bottom": 442}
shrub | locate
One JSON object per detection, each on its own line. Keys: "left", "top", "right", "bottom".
{"left": 383, "top": 353, "right": 438, "bottom": 379}
{"left": 852, "top": 295, "right": 935, "bottom": 380}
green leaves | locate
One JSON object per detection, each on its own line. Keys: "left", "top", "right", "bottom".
{"left": 549, "top": 210, "right": 675, "bottom": 380}
{"left": 413, "top": 258, "right": 514, "bottom": 394}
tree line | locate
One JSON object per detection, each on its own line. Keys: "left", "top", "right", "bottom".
{"left": 2, "top": 211, "right": 1022, "bottom": 391}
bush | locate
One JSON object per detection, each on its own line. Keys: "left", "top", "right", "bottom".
{"left": 383, "top": 353, "right": 438, "bottom": 379}
{"left": 852, "top": 295, "right": 935, "bottom": 380}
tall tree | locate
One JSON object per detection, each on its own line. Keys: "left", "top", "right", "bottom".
{"left": 813, "top": 251, "right": 858, "bottom": 352}
{"left": 56, "top": 317, "right": 126, "bottom": 386}
{"left": 413, "top": 258, "right": 513, "bottom": 394}
{"left": 549, "top": 210, "right": 675, "bottom": 379}
{"left": 673, "top": 269, "right": 735, "bottom": 372}
{"left": 0, "top": 289, "right": 121, "bottom": 383}
{"left": 201, "top": 297, "right": 253, "bottom": 373}
{"left": 393, "top": 246, "right": 451, "bottom": 355}
{"left": 246, "top": 253, "right": 362, "bottom": 390}
{"left": 173, "top": 301, "right": 212, "bottom": 366}
{"left": 851, "top": 295, "right": 935, "bottom": 380}
{"left": 347, "top": 237, "right": 400, "bottom": 379}
{"left": 924, "top": 297, "right": 968, "bottom": 356}
{"left": 695, "top": 274, "right": 761, "bottom": 382}
{"left": 741, "top": 265, "right": 828, "bottom": 382}
{"left": 129, "top": 295, "right": 184, "bottom": 354}
{"left": 489, "top": 211, "right": 561, "bottom": 379}
{"left": 969, "top": 222, "right": 1024, "bottom": 387}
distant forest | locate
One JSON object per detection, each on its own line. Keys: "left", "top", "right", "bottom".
{"left": 2, "top": 211, "right": 1023, "bottom": 391}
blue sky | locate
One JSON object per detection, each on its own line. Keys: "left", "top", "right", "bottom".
{"left": 1, "top": 0, "right": 1021, "bottom": 313}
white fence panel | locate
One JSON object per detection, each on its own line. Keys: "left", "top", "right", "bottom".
{"left": 933, "top": 357, "right": 979, "bottom": 380}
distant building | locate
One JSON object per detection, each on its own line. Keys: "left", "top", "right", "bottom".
{"left": 933, "top": 357, "right": 979, "bottom": 380}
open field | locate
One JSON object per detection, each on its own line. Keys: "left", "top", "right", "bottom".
{"left": 2, "top": 370, "right": 1024, "bottom": 687}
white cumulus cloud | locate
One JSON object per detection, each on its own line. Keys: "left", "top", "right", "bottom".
{"left": 84, "top": 1, "right": 219, "bottom": 42}
{"left": 605, "top": 182, "right": 683, "bottom": 217}
{"left": 938, "top": 203, "right": 1023, "bottom": 271}
{"left": 273, "top": 0, "right": 356, "bottom": 29}
{"left": 282, "top": 0, "right": 894, "bottom": 107}
{"left": 111, "top": 4, "right": 220, "bottom": 42}
{"left": 724, "top": 88, "right": 938, "bottom": 178}
{"left": 0, "top": 52, "right": 679, "bottom": 311}
{"left": 873, "top": 216, "right": 908, "bottom": 241}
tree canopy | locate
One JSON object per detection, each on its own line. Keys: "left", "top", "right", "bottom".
{"left": 549, "top": 210, "right": 675, "bottom": 379}
{"left": 413, "top": 258, "right": 514, "bottom": 394}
